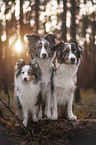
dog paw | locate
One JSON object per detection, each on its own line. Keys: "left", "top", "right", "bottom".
{"left": 51, "top": 112, "right": 58, "bottom": 120}
{"left": 51, "top": 110, "right": 58, "bottom": 120}
{"left": 15, "top": 123, "right": 20, "bottom": 127}
{"left": 68, "top": 115, "right": 77, "bottom": 120}
{"left": 23, "top": 120, "right": 28, "bottom": 127}
{"left": 47, "top": 115, "right": 53, "bottom": 120}
{"left": 51, "top": 115, "right": 58, "bottom": 120}
{"left": 46, "top": 111, "right": 52, "bottom": 119}
{"left": 33, "top": 117, "right": 39, "bottom": 122}
{"left": 38, "top": 114, "right": 42, "bottom": 120}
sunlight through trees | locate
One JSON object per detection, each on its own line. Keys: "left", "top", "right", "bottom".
{"left": 0, "top": 0, "right": 96, "bottom": 89}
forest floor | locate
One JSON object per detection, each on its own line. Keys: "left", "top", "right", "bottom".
{"left": 0, "top": 89, "right": 96, "bottom": 145}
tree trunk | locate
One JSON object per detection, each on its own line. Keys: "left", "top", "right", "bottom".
{"left": 20, "top": 0, "right": 24, "bottom": 46}
{"left": 70, "top": 0, "right": 76, "bottom": 40}
{"left": 35, "top": 0, "right": 40, "bottom": 34}
{"left": 92, "top": 12, "right": 96, "bottom": 89}
{"left": 70, "top": 0, "right": 80, "bottom": 102}
{"left": 61, "top": 0, "right": 67, "bottom": 42}
{"left": 0, "top": 37, "right": 3, "bottom": 90}
{"left": 82, "top": 15, "right": 88, "bottom": 38}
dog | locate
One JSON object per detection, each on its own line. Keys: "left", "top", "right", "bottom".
{"left": 26, "top": 34, "right": 57, "bottom": 119}
{"left": 51, "top": 41, "right": 83, "bottom": 120}
{"left": 14, "top": 59, "right": 42, "bottom": 127}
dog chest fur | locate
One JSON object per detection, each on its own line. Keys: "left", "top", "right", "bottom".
{"left": 53, "top": 64, "right": 78, "bottom": 105}
{"left": 14, "top": 76, "right": 40, "bottom": 112}
{"left": 38, "top": 58, "right": 52, "bottom": 92}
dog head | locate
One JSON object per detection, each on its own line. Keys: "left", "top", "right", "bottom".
{"left": 15, "top": 59, "right": 41, "bottom": 83}
{"left": 26, "top": 34, "right": 57, "bottom": 59}
{"left": 51, "top": 41, "right": 83, "bottom": 66}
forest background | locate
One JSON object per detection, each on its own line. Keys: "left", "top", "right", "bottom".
{"left": 0, "top": 0, "right": 96, "bottom": 92}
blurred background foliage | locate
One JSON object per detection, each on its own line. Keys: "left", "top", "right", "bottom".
{"left": 0, "top": 0, "right": 96, "bottom": 91}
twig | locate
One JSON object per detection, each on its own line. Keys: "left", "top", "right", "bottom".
{"left": 0, "top": 98, "right": 32, "bottom": 140}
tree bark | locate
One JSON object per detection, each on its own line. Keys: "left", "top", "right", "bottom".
{"left": 20, "top": 0, "right": 24, "bottom": 46}
{"left": 70, "top": 0, "right": 76, "bottom": 40}
{"left": 35, "top": 0, "right": 40, "bottom": 34}
{"left": 0, "top": 37, "right": 3, "bottom": 90}
{"left": 61, "top": 0, "right": 67, "bottom": 42}
{"left": 92, "top": 12, "right": 96, "bottom": 89}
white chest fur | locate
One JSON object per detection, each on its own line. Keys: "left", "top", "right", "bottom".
{"left": 37, "top": 58, "right": 53, "bottom": 118}
{"left": 53, "top": 64, "right": 78, "bottom": 105}
{"left": 38, "top": 59, "right": 52, "bottom": 93}
{"left": 14, "top": 77, "right": 40, "bottom": 112}
{"left": 38, "top": 59, "right": 52, "bottom": 82}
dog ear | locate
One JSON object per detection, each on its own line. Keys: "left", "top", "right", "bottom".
{"left": 26, "top": 34, "right": 40, "bottom": 58}
{"left": 29, "top": 60, "right": 42, "bottom": 81}
{"left": 26, "top": 34, "right": 40, "bottom": 43}
{"left": 78, "top": 45, "right": 83, "bottom": 54}
{"left": 51, "top": 42, "right": 64, "bottom": 68}
{"left": 73, "top": 41, "right": 83, "bottom": 58}
{"left": 51, "top": 41, "right": 64, "bottom": 51}
{"left": 44, "top": 34, "right": 57, "bottom": 46}
{"left": 16, "top": 59, "right": 25, "bottom": 70}
{"left": 29, "top": 59, "right": 39, "bottom": 68}
{"left": 77, "top": 45, "right": 83, "bottom": 60}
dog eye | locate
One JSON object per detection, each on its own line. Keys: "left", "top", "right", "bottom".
{"left": 28, "top": 70, "right": 31, "bottom": 75}
{"left": 71, "top": 45, "right": 77, "bottom": 53}
{"left": 74, "top": 50, "right": 77, "bottom": 53}
{"left": 64, "top": 48, "right": 69, "bottom": 53}
{"left": 72, "top": 48, "right": 77, "bottom": 53}
{"left": 22, "top": 72, "right": 24, "bottom": 74}
{"left": 45, "top": 44, "right": 50, "bottom": 49}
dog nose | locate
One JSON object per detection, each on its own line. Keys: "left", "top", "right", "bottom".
{"left": 42, "top": 53, "right": 47, "bottom": 58}
{"left": 71, "top": 57, "right": 75, "bottom": 63}
{"left": 24, "top": 77, "right": 27, "bottom": 81}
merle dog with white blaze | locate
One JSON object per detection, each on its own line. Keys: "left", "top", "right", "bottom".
{"left": 26, "top": 34, "right": 57, "bottom": 119}
{"left": 51, "top": 41, "right": 83, "bottom": 120}
{"left": 14, "top": 59, "right": 42, "bottom": 127}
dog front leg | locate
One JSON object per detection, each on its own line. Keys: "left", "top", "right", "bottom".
{"left": 32, "top": 107, "right": 38, "bottom": 122}
{"left": 38, "top": 105, "right": 42, "bottom": 120}
{"left": 46, "top": 91, "right": 51, "bottom": 119}
{"left": 67, "top": 93, "right": 77, "bottom": 120}
{"left": 22, "top": 109, "right": 28, "bottom": 127}
{"left": 52, "top": 91, "right": 58, "bottom": 120}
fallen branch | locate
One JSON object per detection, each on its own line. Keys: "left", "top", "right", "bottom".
{"left": 0, "top": 98, "right": 32, "bottom": 139}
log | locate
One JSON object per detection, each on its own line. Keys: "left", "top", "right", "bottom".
{"left": 1, "top": 117, "right": 96, "bottom": 145}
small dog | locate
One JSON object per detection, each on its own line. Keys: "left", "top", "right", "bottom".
{"left": 51, "top": 41, "right": 83, "bottom": 120}
{"left": 26, "top": 34, "right": 57, "bottom": 119}
{"left": 14, "top": 59, "right": 41, "bottom": 127}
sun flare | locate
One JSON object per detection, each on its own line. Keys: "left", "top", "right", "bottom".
{"left": 15, "top": 39, "right": 22, "bottom": 52}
